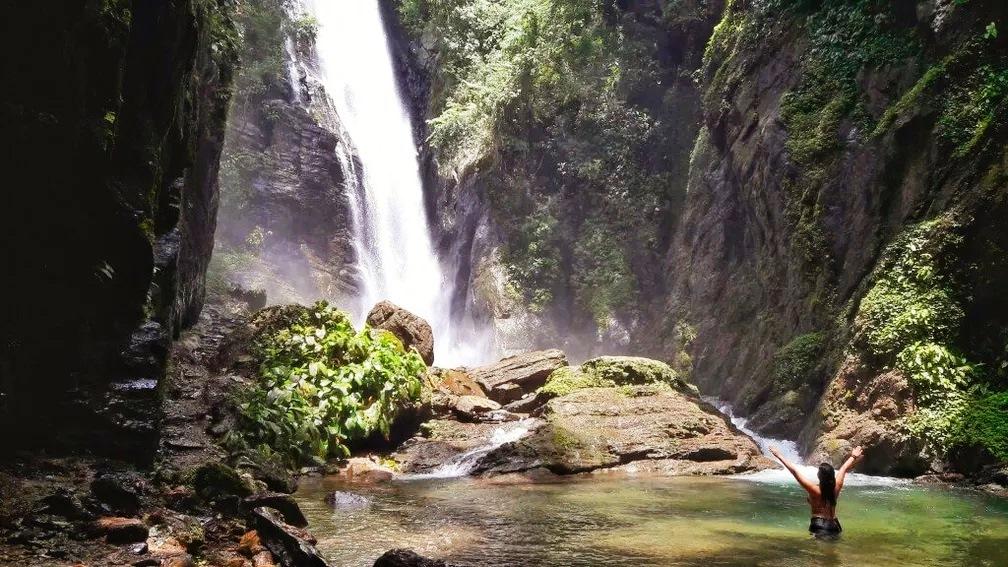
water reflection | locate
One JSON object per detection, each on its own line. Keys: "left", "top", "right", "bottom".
{"left": 294, "top": 475, "right": 1008, "bottom": 566}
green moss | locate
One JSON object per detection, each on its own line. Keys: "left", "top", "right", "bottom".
{"left": 191, "top": 462, "right": 252, "bottom": 500}
{"left": 854, "top": 216, "right": 994, "bottom": 460}
{"left": 957, "top": 392, "right": 1008, "bottom": 461}
{"left": 937, "top": 63, "right": 1008, "bottom": 158}
{"left": 539, "top": 356, "right": 698, "bottom": 399}
{"left": 539, "top": 366, "right": 616, "bottom": 398}
{"left": 855, "top": 217, "right": 965, "bottom": 358}
{"left": 773, "top": 332, "right": 825, "bottom": 393}
{"left": 872, "top": 58, "right": 953, "bottom": 137}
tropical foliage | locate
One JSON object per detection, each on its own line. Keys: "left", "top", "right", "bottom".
{"left": 228, "top": 302, "right": 426, "bottom": 466}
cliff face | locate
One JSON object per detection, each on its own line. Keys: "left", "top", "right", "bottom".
{"left": 667, "top": 0, "right": 1008, "bottom": 474}
{"left": 397, "top": 0, "right": 1007, "bottom": 475}
{"left": 395, "top": 0, "right": 725, "bottom": 360}
{"left": 1, "top": 0, "right": 238, "bottom": 458}
{"left": 212, "top": 2, "right": 358, "bottom": 308}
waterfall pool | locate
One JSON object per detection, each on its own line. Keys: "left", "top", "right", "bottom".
{"left": 294, "top": 474, "right": 1008, "bottom": 566}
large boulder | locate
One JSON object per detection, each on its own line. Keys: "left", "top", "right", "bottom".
{"left": 468, "top": 350, "right": 568, "bottom": 404}
{"left": 392, "top": 420, "right": 530, "bottom": 474}
{"left": 473, "top": 385, "right": 771, "bottom": 476}
{"left": 366, "top": 301, "right": 435, "bottom": 365}
{"left": 539, "top": 356, "right": 698, "bottom": 401}
{"left": 250, "top": 507, "right": 330, "bottom": 567}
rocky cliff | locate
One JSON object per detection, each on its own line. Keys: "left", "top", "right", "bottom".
{"left": 212, "top": 2, "right": 359, "bottom": 307}
{"left": 395, "top": 0, "right": 1008, "bottom": 475}
{"left": 395, "top": 0, "right": 725, "bottom": 360}
{"left": 1, "top": 0, "right": 238, "bottom": 458}
{"left": 666, "top": 0, "right": 1007, "bottom": 475}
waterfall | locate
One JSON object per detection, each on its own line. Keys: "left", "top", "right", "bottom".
{"left": 302, "top": 0, "right": 490, "bottom": 366}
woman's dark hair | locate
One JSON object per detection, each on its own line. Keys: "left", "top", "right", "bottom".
{"left": 818, "top": 463, "right": 837, "bottom": 506}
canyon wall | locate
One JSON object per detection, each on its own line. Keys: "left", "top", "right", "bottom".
{"left": 395, "top": 0, "right": 1008, "bottom": 474}
{"left": 1, "top": 0, "right": 238, "bottom": 458}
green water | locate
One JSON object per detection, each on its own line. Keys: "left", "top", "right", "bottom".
{"left": 294, "top": 475, "right": 1008, "bottom": 566}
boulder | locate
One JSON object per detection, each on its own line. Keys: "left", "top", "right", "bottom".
{"left": 90, "top": 516, "right": 149, "bottom": 544}
{"left": 468, "top": 350, "right": 567, "bottom": 404}
{"left": 473, "top": 385, "right": 770, "bottom": 476}
{"left": 392, "top": 420, "right": 532, "bottom": 474}
{"left": 452, "top": 395, "right": 501, "bottom": 422}
{"left": 539, "top": 357, "right": 698, "bottom": 400}
{"left": 250, "top": 507, "right": 330, "bottom": 567}
{"left": 339, "top": 457, "right": 396, "bottom": 483}
{"left": 241, "top": 493, "right": 307, "bottom": 528}
{"left": 426, "top": 368, "right": 485, "bottom": 398}
{"left": 373, "top": 549, "right": 449, "bottom": 567}
{"left": 366, "top": 301, "right": 435, "bottom": 365}
{"left": 324, "top": 491, "right": 370, "bottom": 510}
{"left": 91, "top": 471, "right": 146, "bottom": 516}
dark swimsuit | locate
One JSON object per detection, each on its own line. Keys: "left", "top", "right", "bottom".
{"left": 809, "top": 516, "right": 842, "bottom": 537}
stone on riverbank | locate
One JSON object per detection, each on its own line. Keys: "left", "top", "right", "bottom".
{"left": 90, "top": 516, "right": 149, "bottom": 544}
{"left": 468, "top": 350, "right": 568, "bottom": 404}
{"left": 250, "top": 507, "right": 330, "bottom": 567}
{"left": 474, "top": 385, "right": 770, "bottom": 476}
{"left": 366, "top": 301, "right": 435, "bottom": 365}
{"left": 374, "top": 548, "right": 449, "bottom": 567}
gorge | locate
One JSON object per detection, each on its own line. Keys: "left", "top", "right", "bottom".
{"left": 2, "top": 0, "right": 1007, "bottom": 566}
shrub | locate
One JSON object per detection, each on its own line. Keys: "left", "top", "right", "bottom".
{"left": 956, "top": 391, "right": 1008, "bottom": 461}
{"left": 773, "top": 332, "right": 825, "bottom": 392}
{"left": 230, "top": 302, "right": 425, "bottom": 466}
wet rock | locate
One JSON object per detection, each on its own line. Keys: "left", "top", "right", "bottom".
{"left": 145, "top": 509, "right": 204, "bottom": 553}
{"left": 339, "top": 458, "right": 396, "bottom": 483}
{"left": 324, "top": 491, "right": 370, "bottom": 510}
{"left": 452, "top": 395, "right": 501, "bottom": 422}
{"left": 469, "top": 350, "right": 568, "bottom": 404}
{"left": 426, "top": 368, "right": 485, "bottom": 397}
{"left": 37, "top": 488, "right": 93, "bottom": 520}
{"left": 250, "top": 507, "right": 330, "bottom": 567}
{"left": 91, "top": 517, "right": 150, "bottom": 544}
{"left": 373, "top": 549, "right": 448, "bottom": 567}
{"left": 192, "top": 463, "right": 253, "bottom": 505}
{"left": 474, "top": 385, "right": 769, "bottom": 476}
{"left": 503, "top": 392, "right": 547, "bottom": 415}
{"left": 252, "top": 550, "right": 276, "bottom": 567}
{"left": 237, "top": 530, "right": 266, "bottom": 557}
{"left": 366, "top": 301, "right": 435, "bottom": 365}
{"left": 392, "top": 419, "right": 526, "bottom": 473}
{"left": 91, "top": 471, "right": 146, "bottom": 516}
{"left": 241, "top": 493, "right": 307, "bottom": 527}
{"left": 160, "top": 555, "right": 196, "bottom": 567}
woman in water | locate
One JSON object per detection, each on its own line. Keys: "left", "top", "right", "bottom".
{"left": 769, "top": 445, "right": 864, "bottom": 537}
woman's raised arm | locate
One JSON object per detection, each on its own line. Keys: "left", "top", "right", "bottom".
{"left": 834, "top": 445, "right": 864, "bottom": 494}
{"left": 769, "top": 446, "right": 818, "bottom": 495}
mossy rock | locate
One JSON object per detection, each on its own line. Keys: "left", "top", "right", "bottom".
{"left": 190, "top": 463, "right": 253, "bottom": 501}
{"left": 539, "top": 356, "right": 699, "bottom": 399}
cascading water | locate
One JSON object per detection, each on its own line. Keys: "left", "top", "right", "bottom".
{"left": 710, "top": 400, "right": 906, "bottom": 487}
{"left": 403, "top": 419, "right": 536, "bottom": 480}
{"left": 302, "top": 0, "right": 490, "bottom": 366}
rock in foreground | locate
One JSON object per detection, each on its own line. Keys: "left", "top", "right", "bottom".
{"left": 366, "top": 301, "right": 435, "bottom": 365}
{"left": 474, "top": 385, "right": 771, "bottom": 476}
{"left": 374, "top": 549, "right": 450, "bottom": 567}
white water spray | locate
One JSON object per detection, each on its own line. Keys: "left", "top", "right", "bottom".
{"left": 303, "top": 0, "right": 491, "bottom": 366}
{"left": 403, "top": 419, "right": 535, "bottom": 480}
{"left": 710, "top": 400, "right": 906, "bottom": 487}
